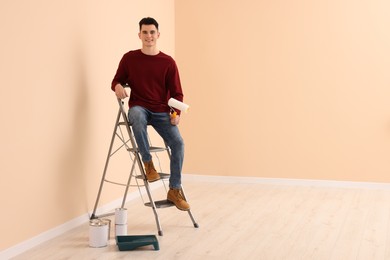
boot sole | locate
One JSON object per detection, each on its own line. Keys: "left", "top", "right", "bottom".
{"left": 167, "top": 198, "right": 190, "bottom": 211}
{"left": 147, "top": 177, "right": 161, "bottom": 182}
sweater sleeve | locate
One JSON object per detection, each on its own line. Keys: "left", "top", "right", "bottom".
{"left": 111, "top": 54, "right": 127, "bottom": 91}
{"left": 167, "top": 60, "right": 184, "bottom": 115}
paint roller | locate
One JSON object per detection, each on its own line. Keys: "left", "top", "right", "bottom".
{"left": 168, "top": 98, "right": 189, "bottom": 118}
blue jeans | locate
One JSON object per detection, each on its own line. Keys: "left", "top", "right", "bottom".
{"left": 128, "top": 106, "right": 184, "bottom": 189}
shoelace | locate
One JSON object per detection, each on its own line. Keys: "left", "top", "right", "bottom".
{"left": 176, "top": 190, "right": 185, "bottom": 201}
{"left": 145, "top": 163, "right": 155, "bottom": 174}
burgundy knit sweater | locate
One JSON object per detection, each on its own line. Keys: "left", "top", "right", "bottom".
{"left": 111, "top": 49, "right": 184, "bottom": 115}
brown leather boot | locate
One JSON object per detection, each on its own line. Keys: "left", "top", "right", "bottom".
{"left": 143, "top": 160, "right": 160, "bottom": 182}
{"left": 167, "top": 188, "right": 190, "bottom": 211}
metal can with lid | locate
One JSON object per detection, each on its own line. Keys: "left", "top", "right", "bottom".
{"left": 115, "top": 223, "right": 128, "bottom": 236}
{"left": 115, "top": 208, "right": 127, "bottom": 225}
{"left": 89, "top": 219, "right": 109, "bottom": 247}
{"left": 101, "top": 218, "right": 111, "bottom": 240}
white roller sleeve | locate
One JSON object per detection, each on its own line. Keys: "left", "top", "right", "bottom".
{"left": 168, "top": 98, "right": 190, "bottom": 112}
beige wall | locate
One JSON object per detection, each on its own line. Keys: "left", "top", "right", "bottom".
{"left": 176, "top": 1, "right": 390, "bottom": 181}
{"left": 0, "top": 0, "right": 174, "bottom": 251}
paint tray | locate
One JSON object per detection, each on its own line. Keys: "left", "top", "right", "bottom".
{"left": 116, "top": 235, "right": 159, "bottom": 251}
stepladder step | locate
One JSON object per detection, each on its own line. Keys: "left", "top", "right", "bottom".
{"left": 144, "top": 199, "right": 175, "bottom": 208}
{"left": 136, "top": 172, "right": 170, "bottom": 180}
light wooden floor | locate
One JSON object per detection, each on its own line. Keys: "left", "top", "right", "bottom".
{"left": 12, "top": 179, "right": 390, "bottom": 260}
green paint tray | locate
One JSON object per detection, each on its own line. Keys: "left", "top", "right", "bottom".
{"left": 116, "top": 235, "right": 159, "bottom": 251}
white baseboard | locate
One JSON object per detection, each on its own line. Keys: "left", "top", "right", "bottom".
{"left": 0, "top": 182, "right": 163, "bottom": 260}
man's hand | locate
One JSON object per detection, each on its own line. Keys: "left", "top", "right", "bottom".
{"left": 170, "top": 113, "right": 180, "bottom": 125}
{"left": 114, "top": 84, "right": 128, "bottom": 99}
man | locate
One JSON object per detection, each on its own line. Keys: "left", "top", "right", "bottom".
{"left": 111, "top": 17, "right": 189, "bottom": 211}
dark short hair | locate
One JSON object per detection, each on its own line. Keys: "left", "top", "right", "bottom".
{"left": 139, "top": 17, "right": 159, "bottom": 31}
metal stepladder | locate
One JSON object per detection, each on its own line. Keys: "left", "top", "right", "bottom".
{"left": 90, "top": 88, "right": 199, "bottom": 236}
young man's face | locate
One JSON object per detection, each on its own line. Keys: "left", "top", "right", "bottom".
{"left": 138, "top": 24, "right": 160, "bottom": 47}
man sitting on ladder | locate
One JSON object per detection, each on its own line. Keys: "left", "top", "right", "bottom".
{"left": 111, "top": 17, "right": 190, "bottom": 211}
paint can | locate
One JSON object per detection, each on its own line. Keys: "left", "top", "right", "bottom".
{"left": 101, "top": 218, "right": 111, "bottom": 240}
{"left": 89, "top": 219, "right": 108, "bottom": 248}
{"left": 115, "top": 208, "right": 127, "bottom": 225}
{"left": 115, "top": 224, "right": 128, "bottom": 236}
